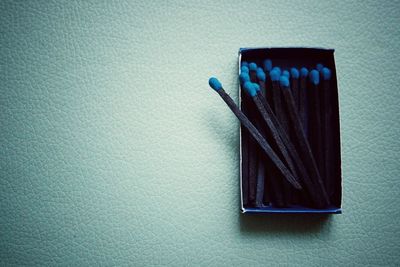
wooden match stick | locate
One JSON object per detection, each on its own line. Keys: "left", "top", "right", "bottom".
{"left": 209, "top": 77, "right": 302, "bottom": 190}
{"left": 278, "top": 76, "right": 330, "bottom": 207}
{"left": 321, "top": 67, "right": 334, "bottom": 197}
{"left": 299, "top": 67, "right": 309, "bottom": 135}
{"left": 270, "top": 68, "right": 292, "bottom": 205}
{"left": 290, "top": 68, "right": 300, "bottom": 111}
{"left": 308, "top": 70, "right": 325, "bottom": 184}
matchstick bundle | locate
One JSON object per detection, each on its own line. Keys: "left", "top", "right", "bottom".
{"left": 209, "top": 59, "right": 338, "bottom": 210}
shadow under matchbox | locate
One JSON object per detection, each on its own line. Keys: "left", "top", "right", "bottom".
{"left": 238, "top": 47, "right": 342, "bottom": 214}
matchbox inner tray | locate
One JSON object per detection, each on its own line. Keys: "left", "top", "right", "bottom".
{"left": 239, "top": 47, "right": 342, "bottom": 214}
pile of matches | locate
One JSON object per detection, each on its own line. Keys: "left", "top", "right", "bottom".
{"left": 209, "top": 59, "right": 338, "bottom": 209}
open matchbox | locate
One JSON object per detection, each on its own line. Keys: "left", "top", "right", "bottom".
{"left": 239, "top": 47, "right": 342, "bottom": 214}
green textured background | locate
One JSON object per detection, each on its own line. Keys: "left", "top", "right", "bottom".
{"left": 1, "top": 1, "right": 400, "bottom": 266}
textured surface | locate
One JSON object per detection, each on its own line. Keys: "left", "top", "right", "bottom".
{"left": 1, "top": 0, "right": 400, "bottom": 266}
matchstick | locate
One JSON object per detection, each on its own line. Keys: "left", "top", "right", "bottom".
{"left": 299, "top": 67, "right": 309, "bottom": 135}
{"left": 308, "top": 70, "right": 325, "bottom": 184}
{"left": 290, "top": 68, "right": 300, "bottom": 111}
{"left": 278, "top": 76, "right": 330, "bottom": 207}
{"left": 209, "top": 77, "right": 302, "bottom": 190}
{"left": 321, "top": 67, "right": 334, "bottom": 198}
{"left": 239, "top": 71, "right": 257, "bottom": 205}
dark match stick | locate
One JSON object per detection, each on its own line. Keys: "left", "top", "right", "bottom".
{"left": 262, "top": 59, "right": 273, "bottom": 103}
{"left": 255, "top": 68, "right": 267, "bottom": 206}
{"left": 239, "top": 71, "right": 258, "bottom": 204}
{"left": 278, "top": 76, "right": 330, "bottom": 207}
{"left": 239, "top": 72, "right": 250, "bottom": 206}
{"left": 299, "top": 67, "right": 309, "bottom": 135}
{"left": 290, "top": 68, "right": 300, "bottom": 111}
{"left": 321, "top": 67, "right": 334, "bottom": 197}
{"left": 208, "top": 77, "right": 302, "bottom": 190}
{"left": 308, "top": 70, "right": 325, "bottom": 184}
{"left": 270, "top": 69, "right": 293, "bottom": 205}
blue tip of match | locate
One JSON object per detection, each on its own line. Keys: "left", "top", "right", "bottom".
{"left": 249, "top": 62, "right": 257, "bottom": 71}
{"left": 316, "top": 63, "right": 324, "bottom": 71}
{"left": 270, "top": 69, "right": 280, "bottom": 81}
{"left": 256, "top": 67, "right": 266, "bottom": 82}
{"left": 272, "top": 66, "right": 281, "bottom": 76}
{"left": 282, "top": 70, "right": 290, "bottom": 78}
{"left": 243, "top": 81, "right": 257, "bottom": 97}
{"left": 253, "top": 83, "right": 260, "bottom": 92}
{"left": 239, "top": 72, "right": 251, "bottom": 84}
{"left": 241, "top": 66, "right": 249, "bottom": 73}
{"left": 322, "top": 67, "right": 332, "bottom": 80}
{"left": 241, "top": 61, "right": 249, "bottom": 67}
{"left": 300, "top": 67, "right": 309, "bottom": 77}
{"left": 279, "top": 76, "right": 290, "bottom": 87}
{"left": 263, "top": 59, "right": 272, "bottom": 72}
{"left": 290, "top": 68, "right": 299, "bottom": 79}
{"left": 209, "top": 77, "right": 223, "bottom": 91}
{"left": 309, "top": 70, "right": 320, "bottom": 85}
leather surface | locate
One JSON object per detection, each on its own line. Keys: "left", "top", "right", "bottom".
{"left": 1, "top": 0, "right": 399, "bottom": 265}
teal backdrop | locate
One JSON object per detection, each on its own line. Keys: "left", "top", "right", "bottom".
{"left": 1, "top": 1, "right": 399, "bottom": 266}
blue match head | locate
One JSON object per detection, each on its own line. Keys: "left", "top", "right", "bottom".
{"left": 282, "top": 70, "right": 290, "bottom": 78}
{"left": 270, "top": 69, "right": 280, "bottom": 81}
{"left": 272, "top": 66, "right": 281, "bottom": 76}
{"left": 279, "top": 75, "right": 290, "bottom": 87}
{"left": 243, "top": 81, "right": 257, "bottom": 97}
{"left": 249, "top": 62, "right": 257, "bottom": 71}
{"left": 256, "top": 67, "right": 266, "bottom": 82}
{"left": 322, "top": 67, "right": 332, "bottom": 80}
{"left": 316, "top": 63, "right": 324, "bottom": 71}
{"left": 290, "top": 68, "right": 299, "bottom": 79}
{"left": 309, "top": 70, "right": 320, "bottom": 85}
{"left": 241, "top": 61, "right": 249, "bottom": 67}
{"left": 253, "top": 83, "right": 260, "bottom": 92}
{"left": 300, "top": 67, "right": 309, "bottom": 77}
{"left": 240, "top": 65, "right": 249, "bottom": 73}
{"left": 239, "top": 72, "right": 250, "bottom": 84}
{"left": 263, "top": 59, "right": 272, "bottom": 72}
{"left": 209, "top": 77, "right": 223, "bottom": 91}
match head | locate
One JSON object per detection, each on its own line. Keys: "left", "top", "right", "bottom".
{"left": 263, "top": 59, "right": 272, "bottom": 72}
{"left": 239, "top": 72, "right": 250, "bottom": 84}
{"left": 300, "top": 67, "right": 309, "bottom": 77}
{"left": 256, "top": 67, "right": 266, "bottom": 82}
{"left": 322, "top": 67, "right": 332, "bottom": 80}
{"left": 241, "top": 61, "right": 249, "bottom": 67}
{"left": 316, "top": 63, "right": 324, "bottom": 71}
{"left": 253, "top": 83, "right": 260, "bottom": 92}
{"left": 309, "top": 70, "right": 320, "bottom": 85}
{"left": 279, "top": 75, "right": 290, "bottom": 87}
{"left": 240, "top": 65, "right": 249, "bottom": 73}
{"left": 243, "top": 81, "right": 257, "bottom": 97}
{"left": 209, "top": 77, "right": 223, "bottom": 91}
{"left": 282, "top": 70, "right": 290, "bottom": 78}
{"left": 272, "top": 66, "right": 281, "bottom": 76}
{"left": 249, "top": 62, "right": 257, "bottom": 71}
{"left": 270, "top": 69, "right": 280, "bottom": 81}
{"left": 290, "top": 68, "right": 299, "bottom": 79}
